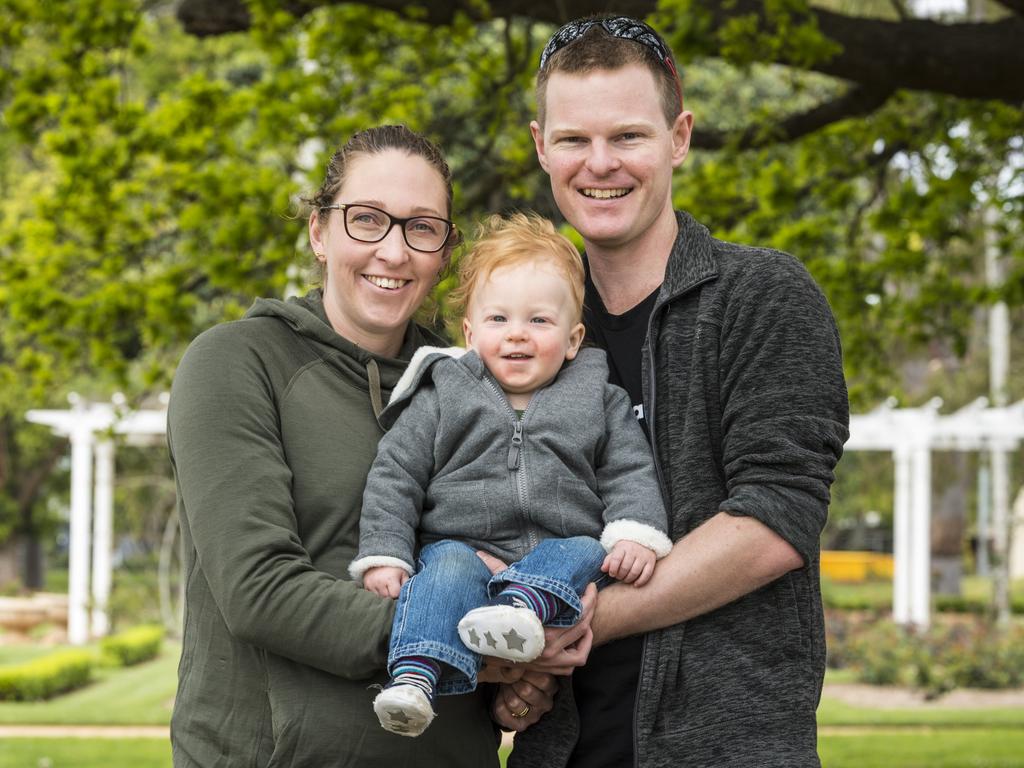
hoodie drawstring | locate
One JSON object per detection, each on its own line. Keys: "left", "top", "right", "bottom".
{"left": 367, "top": 359, "right": 384, "bottom": 419}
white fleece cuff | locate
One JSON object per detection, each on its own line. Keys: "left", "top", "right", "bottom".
{"left": 348, "top": 555, "right": 415, "bottom": 584}
{"left": 600, "top": 520, "right": 673, "bottom": 559}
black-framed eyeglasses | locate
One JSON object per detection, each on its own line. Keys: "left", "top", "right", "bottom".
{"left": 538, "top": 16, "right": 681, "bottom": 102}
{"left": 320, "top": 203, "right": 454, "bottom": 253}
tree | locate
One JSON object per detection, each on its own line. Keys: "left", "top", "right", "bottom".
{"left": 0, "top": 0, "right": 304, "bottom": 583}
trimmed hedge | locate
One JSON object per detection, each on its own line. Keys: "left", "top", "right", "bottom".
{"left": 0, "top": 650, "right": 94, "bottom": 701}
{"left": 0, "top": 625, "right": 165, "bottom": 702}
{"left": 100, "top": 624, "right": 164, "bottom": 667}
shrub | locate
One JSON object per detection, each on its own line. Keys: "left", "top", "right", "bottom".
{"left": 827, "top": 610, "right": 1024, "bottom": 696}
{"left": 0, "top": 650, "right": 94, "bottom": 701}
{"left": 100, "top": 624, "right": 165, "bottom": 667}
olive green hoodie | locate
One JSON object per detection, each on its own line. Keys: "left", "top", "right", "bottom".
{"left": 168, "top": 290, "right": 498, "bottom": 767}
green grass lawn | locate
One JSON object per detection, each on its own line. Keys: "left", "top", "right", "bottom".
{"left": 823, "top": 575, "right": 1024, "bottom": 612}
{"left": 0, "top": 643, "right": 178, "bottom": 725}
{"left": 4, "top": 730, "right": 1022, "bottom": 768}
{"left": 0, "top": 643, "right": 56, "bottom": 665}
{"left": 0, "top": 739, "right": 171, "bottom": 768}
{"left": 819, "top": 728, "right": 1024, "bottom": 767}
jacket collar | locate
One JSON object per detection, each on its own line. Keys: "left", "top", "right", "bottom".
{"left": 658, "top": 210, "right": 719, "bottom": 302}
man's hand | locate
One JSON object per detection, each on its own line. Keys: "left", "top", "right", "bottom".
{"left": 362, "top": 565, "right": 408, "bottom": 598}
{"left": 526, "top": 582, "right": 596, "bottom": 674}
{"left": 492, "top": 670, "right": 559, "bottom": 732}
{"left": 602, "top": 540, "right": 657, "bottom": 586}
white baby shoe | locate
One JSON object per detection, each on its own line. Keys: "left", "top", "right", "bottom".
{"left": 457, "top": 604, "right": 545, "bottom": 662}
{"left": 373, "top": 683, "right": 435, "bottom": 737}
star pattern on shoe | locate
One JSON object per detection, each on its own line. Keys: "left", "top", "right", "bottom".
{"left": 485, "top": 631, "right": 497, "bottom": 649}
{"left": 504, "top": 628, "right": 527, "bottom": 652}
{"left": 467, "top": 628, "right": 480, "bottom": 647}
{"left": 388, "top": 709, "right": 411, "bottom": 724}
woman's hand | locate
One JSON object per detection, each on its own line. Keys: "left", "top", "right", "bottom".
{"left": 475, "top": 550, "right": 509, "bottom": 576}
{"left": 492, "top": 670, "right": 558, "bottom": 732}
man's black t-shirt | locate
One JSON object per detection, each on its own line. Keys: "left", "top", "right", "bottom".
{"left": 568, "top": 271, "right": 659, "bottom": 767}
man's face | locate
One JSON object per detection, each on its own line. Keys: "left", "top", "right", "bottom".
{"left": 531, "top": 64, "right": 692, "bottom": 256}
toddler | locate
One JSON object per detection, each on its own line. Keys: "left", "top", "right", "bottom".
{"left": 350, "top": 213, "right": 670, "bottom": 737}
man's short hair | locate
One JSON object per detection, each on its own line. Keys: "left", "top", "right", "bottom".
{"left": 536, "top": 17, "right": 683, "bottom": 128}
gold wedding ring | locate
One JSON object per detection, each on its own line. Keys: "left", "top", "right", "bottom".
{"left": 510, "top": 704, "right": 531, "bottom": 719}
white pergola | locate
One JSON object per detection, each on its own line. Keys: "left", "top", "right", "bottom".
{"left": 848, "top": 397, "right": 1024, "bottom": 626}
{"left": 24, "top": 393, "right": 1024, "bottom": 643}
{"left": 26, "top": 393, "right": 168, "bottom": 645}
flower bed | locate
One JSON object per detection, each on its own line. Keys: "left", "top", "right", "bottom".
{"left": 826, "top": 611, "right": 1024, "bottom": 697}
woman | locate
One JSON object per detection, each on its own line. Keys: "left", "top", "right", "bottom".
{"left": 167, "top": 125, "right": 553, "bottom": 767}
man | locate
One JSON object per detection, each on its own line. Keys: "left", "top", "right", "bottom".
{"left": 511, "top": 16, "right": 850, "bottom": 768}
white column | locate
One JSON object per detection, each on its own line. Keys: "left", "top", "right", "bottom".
{"left": 976, "top": 457, "right": 991, "bottom": 575}
{"left": 1010, "top": 486, "right": 1024, "bottom": 581}
{"left": 991, "top": 445, "right": 1011, "bottom": 624}
{"left": 985, "top": 203, "right": 1012, "bottom": 623}
{"left": 67, "top": 421, "right": 94, "bottom": 645}
{"left": 91, "top": 439, "right": 115, "bottom": 637}
{"left": 909, "top": 442, "right": 932, "bottom": 627}
{"left": 892, "top": 445, "right": 912, "bottom": 624}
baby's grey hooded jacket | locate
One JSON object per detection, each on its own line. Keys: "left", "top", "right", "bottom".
{"left": 350, "top": 346, "right": 671, "bottom": 580}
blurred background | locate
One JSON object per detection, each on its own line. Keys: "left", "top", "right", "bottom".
{"left": 0, "top": 0, "right": 1021, "bottom": 766}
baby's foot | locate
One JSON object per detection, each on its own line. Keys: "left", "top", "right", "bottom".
{"left": 373, "top": 682, "right": 435, "bottom": 737}
{"left": 457, "top": 603, "right": 545, "bottom": 662}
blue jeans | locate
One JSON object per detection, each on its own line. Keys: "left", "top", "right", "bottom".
{"left": 388, "top": 537, "right": 607, "bottom": 695}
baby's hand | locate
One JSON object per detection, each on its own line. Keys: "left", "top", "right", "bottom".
{"left": 601, "top": 540, "right": 657, "bottom": 587}
{"left": 363, "top": 566, "right": 408, "bottom": 598}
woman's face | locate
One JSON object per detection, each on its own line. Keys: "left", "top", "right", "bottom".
{"left": 309, "top": 149, "right": 450, "bottom": 357}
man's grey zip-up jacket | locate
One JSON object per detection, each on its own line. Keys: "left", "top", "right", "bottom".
{"left": 509, "top": 211, "right": 850, "bottom": 768}
{"left": 350, "top": 347, "right": 671, "bottom": 581}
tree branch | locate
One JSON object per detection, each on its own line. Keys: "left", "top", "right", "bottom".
{"left": 174, "top": 0, "right": 1024, "bottom": 102}
{"left": 691, "top": 84, "right": 893, "bottom": 150}
{"left": 993, "top": 0, "right": 1024, "bottom": 18}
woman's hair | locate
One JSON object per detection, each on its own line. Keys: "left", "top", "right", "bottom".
{"left": 305, "top": 125, "right": 454, "bottom": 216}
{"left": 449, "top": 212, "right": 585, "bottom": 322}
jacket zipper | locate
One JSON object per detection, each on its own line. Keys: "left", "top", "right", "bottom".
{"left": 634, "top": 274, "right": 716, "bottom": 768}
{"left": 485, "top": 378, "right": 538, "bottom": 552}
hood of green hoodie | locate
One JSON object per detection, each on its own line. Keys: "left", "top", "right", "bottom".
{"left": 244, "top": 289, "right": 446, "bottom": 396}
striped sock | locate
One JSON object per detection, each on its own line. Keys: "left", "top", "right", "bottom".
{"left": 495, "top": 583, "right": 561, "bottom": 624}
{"left": 390, "top": 656, "right": 441, "bottom": 698}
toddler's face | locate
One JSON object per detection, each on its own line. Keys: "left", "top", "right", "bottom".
{"left": 463, "top": 259, "right": 584, "bottom": 410}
